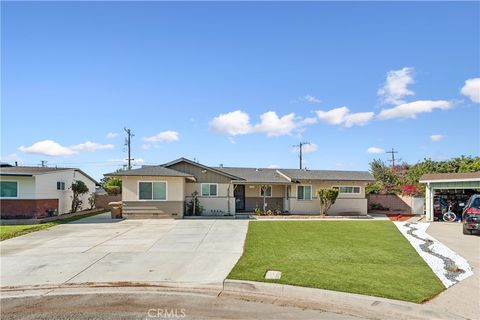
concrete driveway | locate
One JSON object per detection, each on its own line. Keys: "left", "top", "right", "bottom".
{"left": 426, "top": 222, "right": 480, "bottom": 320}
{"left": 1, "top": 213, "right": 248, "bottom": 289}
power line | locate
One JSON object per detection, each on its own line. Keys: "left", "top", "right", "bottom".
{"left": 124, "top": 127, "right": 134, "bottom": 170}
{"left": 293, "top": 142, "right": 310, "bottom": 169}
{"left": 386, "top": 148, "right": 399, "bottom": 168}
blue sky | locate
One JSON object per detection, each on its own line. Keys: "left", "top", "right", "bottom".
{"left": 1, "top": 1, "right": 479, "bottom": 180}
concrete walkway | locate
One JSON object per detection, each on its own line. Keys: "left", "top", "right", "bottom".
{"left": 1, "top": 213, "right": 248, "bottom": 289}
{"left": 426, "top": 222, "right": 480, "bottom": 320}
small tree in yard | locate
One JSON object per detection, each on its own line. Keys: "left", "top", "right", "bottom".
{"left": 70, "top": 180, "right": 89, "bottom": 213}
{"left": 87, "top": 192, "right": 96, "bottom": 210}
{"left": 317, "top": 188, "right": 339, "bottom": 215}
{"left": 186, "top": 191, "right": 203, "bottom": 216}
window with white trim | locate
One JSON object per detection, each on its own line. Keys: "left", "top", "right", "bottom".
{"left": 139, "top": 181, "right": 167, "bottom": 200}
{"left": 0, "top": 181, "right": 18, "bottom": 198}
{"left": 57, "top": 181, "right": 65, "bottom": 190}
{"left": 297, "top": 185, "right": 312, "bottom": 200}
{"left": 335, "top": 186, "right": 360, "bottom": 194}
{"left": 260, "top": 185, "right": 272, "bottom": 197}
{"left": 201, "top": 183, "right": 218, "bottom": 197}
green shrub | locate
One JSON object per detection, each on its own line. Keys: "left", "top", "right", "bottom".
{"left": 317, "top": 188, "right": 339, "bottom": 215}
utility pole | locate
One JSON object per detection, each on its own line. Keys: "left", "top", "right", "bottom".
{"left": 124, "top": 127, "right": 134, "bottom": 170}
{"left": 293, "top": 142, "right": 310, "bottom": 169}
{"left": 40, "top": 160, "right": 47, "bottom": 167}
{"left": 386, "top": 148, "right": 398, "bottom": 168}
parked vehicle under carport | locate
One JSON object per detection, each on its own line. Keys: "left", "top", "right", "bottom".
{"left": 462, "top": 194, "right": 480, "bottom": 235}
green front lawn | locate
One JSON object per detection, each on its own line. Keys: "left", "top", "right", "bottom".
{"left": 0, "top": 210, "right": 105, "bottom": 241}
{"left": 228, "top": 221, "right": 444, "bottom": 303}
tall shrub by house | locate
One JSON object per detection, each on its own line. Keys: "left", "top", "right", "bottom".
{"left": 70, "top": 180, "right": 89, "bottom": 213}
{"left": 317, "top": 188, "right": 339, "bottom": 215}
{"left": 186, "top": 191, "right": 203, "bottom": 216}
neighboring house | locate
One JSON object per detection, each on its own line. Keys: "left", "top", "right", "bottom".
{"left": 105, "top": 158, "right": 374, "bottom": 219}
{"left": 0, "top": 165, "right": 97, "bottom": 219}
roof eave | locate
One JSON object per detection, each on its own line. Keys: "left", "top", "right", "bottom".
{"left": 164, "top": 158, "right": 244, "bottom": 180}
{"left": 419, "top": 178, "right": 480, "bottom": 183}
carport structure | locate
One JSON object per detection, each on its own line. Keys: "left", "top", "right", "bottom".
{"left": 420, "top": 172, "right": 480, "bottom": 221}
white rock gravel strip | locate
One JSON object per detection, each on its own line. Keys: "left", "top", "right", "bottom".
{"left": 393, "top": 221, "right": 473, "bottom": 288}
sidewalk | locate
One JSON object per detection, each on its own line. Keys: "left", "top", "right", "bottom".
{"left": 425, "top": 223, "right": 480, "bottom": 320}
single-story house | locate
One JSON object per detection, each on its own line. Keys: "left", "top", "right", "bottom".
{"left": 420, "top": 172, "right": 480, "bottom": 221}
{"left": 0, "top": 164, "right": 97, "bottom": 219}
{"left": 105, "top": 158, "right": 374, "bottom": 218}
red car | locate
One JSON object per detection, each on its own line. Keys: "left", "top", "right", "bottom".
{"left": 462, "top": 194, "right": 480, "bottom": 235}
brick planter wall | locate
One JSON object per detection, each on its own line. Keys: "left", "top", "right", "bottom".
{"left": 367, "top": 194, "right": 412, "bottom": 213}
{"left": 0, "top": 199, "right": 59, "bottom": 219}
{"left": 95, "top": 194, "right": 122, "bottom": 210}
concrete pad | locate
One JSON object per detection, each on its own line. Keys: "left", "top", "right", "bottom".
{"left": 197, "top": 241, "right": 245, "bottom": 253}
{"left": 265, "top": 270, "right": 282, "bottom": 279}
{"left": 1, "top": 216, "right": 248, "bottom": 289}
{"left": 149, "top": 242, "right": 200, "bottom": 252}
{"left": 1, "top": 253, "right": 108, "bottom": 287}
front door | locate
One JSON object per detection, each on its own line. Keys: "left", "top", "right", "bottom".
{"left": 234, "top": 185, "right": 245, "bottom": 212}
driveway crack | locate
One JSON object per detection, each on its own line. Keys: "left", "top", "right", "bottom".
{"left": 83, "top": 225, "right": 138, "bottom": 253}
{"left": 62, "top": 252, "right": 111, "bottom": 284}
{"left": 194, "top": 220, "right": 216, "bottom": 251}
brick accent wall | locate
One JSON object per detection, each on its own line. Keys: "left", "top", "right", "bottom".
{"left": 94, "top": 194, "right": 122, "bottom": 210}
{"left": 367, "top": 194, "right": 412, "bottom": 213}
{"left": 0, "top": 199, "right": 59, "bottom": 219}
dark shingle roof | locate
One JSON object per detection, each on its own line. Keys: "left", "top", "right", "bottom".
{"left": 215, "top": 167, "right": 374, "bottom": 183}
{"left": 164, "top": 158, "right": 243, "bottom": 180}
{"left": 420, "top": 172, "right": 480, "bottom": 182}
{"left": 213, "top": 167, "right": 291, "bottom": 183}
{"left": 0, "top": 166, "right": 75, "bottom": 175}
{"left": 0, "top": 166, "right": 98, "bottom": 184}
{"left": 105, "top": 166, "right": 194, "bottom": 178}
{"left": 276, "top": 169, "right": 374, "bottom": 182}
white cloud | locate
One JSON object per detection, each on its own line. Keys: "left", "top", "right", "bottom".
{"left": 378, "top": 67, "right": 415, "bottom": 105}
{"left": 367, "top": 147, "right": 385, "bottom": 154}
{"left": 19, "top": 140, "right": 78, "bottom": 156}
{"left": 254, "top": 111, "right": 297, "bottom": 137}
{"left": 143, "top": 131, "right": 179, "bottom": 143}
{"left": 297, "top": 116, "right": 318, "bottom": 126}
{"left": 316, "top": 106, "right": 350, "bottom": 125}
{"left": 210, "top": 110, "right": 301, "bottom": 137}
{"left": 291, "top": 94, "right": 322, "bottom": 104}
{"left": 18, "top": 140, "right": 113, "bottom": 157}
{"left": 267, "top": 164, "right": 281, "bottom": 169}
{"left": 209, "top": 110, "right": 252, "bottom": 136}
{"left": 106, "top": 132, "right": 118, "bottom": 139}
{"left": 430, "top": 134, "right": 444, "bottom": 142}
{"left": 344, "top": 112, "right": 375, "bottom": 127}
{"left": 302, "top": 94, "right": 321, "bottom": 103}
{"left": 378, "top": 100, "right": 453, "bottom": 120}
{"left": 292, "top": 143, "right": 318, "bottom": 154}
{"left": 70, "top": 141, "right": 114, "bottom": 152}
{"left": 460, "top": 78, "right": 480, "bottom": 103}
{"left": 316, "top": 106, "right": 373, "bottom": 127}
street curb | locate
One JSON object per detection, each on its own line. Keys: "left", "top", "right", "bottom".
{"left": 222, "top": 279, "right": 466, "bottom": 320}
{"left": 0, "top": 281, "right": 223, "bottom": 299}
